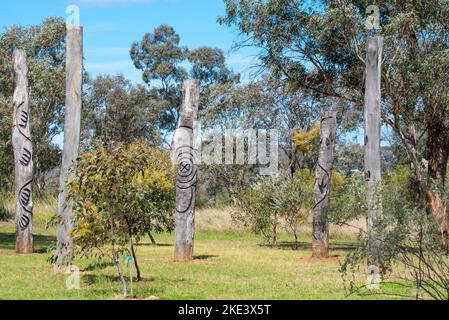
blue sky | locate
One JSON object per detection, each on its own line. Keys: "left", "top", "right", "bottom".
{"left": 0, "top": 0, "right": 257, "bottom": 83}
{"left": 0, "top": 0, "right": 377, "bottom": 146}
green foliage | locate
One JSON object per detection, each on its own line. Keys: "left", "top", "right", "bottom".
{"left": 234, "top": 171, "right": 314, "bottom": 244}
{"left": 130, "top": 25, "right": 233, "bottom": 134}
{"left": 131, "top": 25, "right": 187, "bottom": 86}
{"left": 0, "top": 193, "right": 10, "bottom": 221}
{"left": 187, "top": 47, "right": 231, "bottom": 87}
{"left": 219, "top": 0, "right": 449, "bottom": 197}
{"left": 66, "top": 140, "right": 175, "bottom": 284}
{"left": 340, "top": 204, "right": 449, "bottom": 300}
{"left": 0, "top": 17, "right": 66, "bottom": 195}
{"left": 332, "top": 166, "right": 449, "bottom": 299}
{"left": 328, "top": 173, "right": 366, "bottom": 225}
{"left": 334, "top": 143, "right": 364, "bottom": 175}
{"left": 82, "top": 74, "right": 160, "bottom": 148}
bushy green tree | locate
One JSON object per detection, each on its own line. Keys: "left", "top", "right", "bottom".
{"left": 82, "top": 74, "right": 160, "bottom": 149}
{"left": 65, "top": 140, "right": 175, "bottom": 296}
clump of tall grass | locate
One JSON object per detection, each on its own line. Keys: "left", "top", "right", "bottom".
{"left": 0, "top": 193, "right": 12, "bottom": 221}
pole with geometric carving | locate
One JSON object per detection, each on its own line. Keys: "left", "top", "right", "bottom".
{"left": 12, "top": 49, "right": 34, "bottom": 254}
{"left": 173, "top": 79, "right": 199, "bottom": 262}
{"left": 312, "top": 110, "right": 337, "bottom": 259}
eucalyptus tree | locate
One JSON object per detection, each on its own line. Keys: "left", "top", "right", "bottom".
{"left": 130, "top": 25, "right": 233, "bottom": 142}
{"left": 0, "top": 17, "right": 66, "bottom": 197}
{"left": 130, "top": 25, "right": 187, "bottom": 136}
{"left": 219, "top": 0, "right": 449, "bottom": 219}
{"left": 82, "top": 74, "right": 160, "bottom": 149}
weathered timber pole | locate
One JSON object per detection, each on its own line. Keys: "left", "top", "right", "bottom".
{"left": 56, "top": 26, "right": 83, "bottom": 267}
{"left": 12, "top": 49, "right": 33, "bottom": 254}
{"left": 364, "top": 36, "right": 383, "bottom": 265}
{"left": 312, "top": 110, "right": 337, "bottom": 259}
{"left": 173, "top": 79, "right": 199, "bottom": 262}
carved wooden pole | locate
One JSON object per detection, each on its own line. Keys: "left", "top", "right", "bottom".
{"left": 364, "top": 36, "right": 383, "bottom": 265}
{"left": 56, "top": 26, "right": 83, "bottom": 267}
{"left": 312, "top": 110, "right": 337, "bottom": 259}
{"left": 12, "top": 49, "right": 33, "bottom": 254}
{"left": 173, "top": 79, "right": 199, "bottom": 262}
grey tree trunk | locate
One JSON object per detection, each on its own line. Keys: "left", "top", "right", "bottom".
{"left": 12, "top": 49, "right": 33, "bottom": 254}
{"left": 56, "top": 26, "right": 83, "bottom": 267}
{"left": 173, "top": 79, "right": 199, "bottom": 262}
{"left": 364, "top": 36, "right": 383, "bottom": 265}
{"left": 312, "top": 111, "right": 337, "bottom": 259}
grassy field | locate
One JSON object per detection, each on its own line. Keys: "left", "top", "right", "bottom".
{"left": 0, "top": 203, "right": 416, "bottom": 300}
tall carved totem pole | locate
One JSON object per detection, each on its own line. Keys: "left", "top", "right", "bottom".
{"left": 56, "top": 25, "right": 83, "bottom": 267}
{"left": 173, "top": 79, "right": 199, "bottom": 262}
{"left": 312, "top": 110, "right": 337, "bottom": 259}
{"left": 12, "top": 49, "right": 33, "bottom": 254}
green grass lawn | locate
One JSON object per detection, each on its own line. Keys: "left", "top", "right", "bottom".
{"left": 0, "top": 219, "right": 417, "bottom": 300}
{"left": 0, "top": 204, "right": 417, "bottom": 300}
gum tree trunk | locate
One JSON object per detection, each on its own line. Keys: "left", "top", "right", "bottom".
{"left": 364, "top": 36, "right": 383, "bottom": 264}
{"left": 12, "top": 49, "right": 33, "bottom": 254}
{"left": 312, "top": 111, "right": 337, "bottom": 259}
{"left": 426, "top": 122, "right": 449, "bottom": 242}
{"left": 173, "top": 79, "right": 199, "bottom": 262}
{"left": 56, "top": 26, "right": 83, "bottom": 267}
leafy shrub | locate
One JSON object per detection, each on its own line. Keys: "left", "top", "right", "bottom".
{"left": 66, "top": 140, "right": 175, "bottom": 296}
{"left": 234, "top": 170, "right": 314, "bottom": 245}
{"left": 328, "top": 173, "right": 366, "bottom": 225}
{"left": 336, "top": 166, "right": 449, "bottom": 299}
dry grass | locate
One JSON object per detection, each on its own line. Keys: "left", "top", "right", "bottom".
{"left": 196, "top": 206, "right": 365, "bottom": 240}
{"left": 196, "top": 207, "right": 244, "bottom": 233}
{"left": 2, "top": 196, "right": 56, "bottom": 228}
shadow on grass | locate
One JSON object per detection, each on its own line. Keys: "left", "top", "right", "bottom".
{"left": 83, "top": 274, "right": 158, "bottom": 286}
{"left": 83, "top": 260, "right": 116, "bottom": 272}
{"left": 135, "top": 242, "right": 173, "bottom": 247}
{"left": 194, "top": 255, "right": 218, "bottom": 260}
{"left": 260, "top": 241, "right": 357, "bottom": 252}
{"left": 0, "top": 232, "right": 54, "bottom": 252}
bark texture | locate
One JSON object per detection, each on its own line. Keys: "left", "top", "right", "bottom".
{"left": 173, "top": 79, "right": 199, "bottom": 262}
{"left": 56, "top": 26, "right": 83, "bottom": 267}
{"left": 312, "top": 111, "right": 337, "bottom": 259}
{"left": 364, "top": 36, "right": 383, "bottom": 265}
{"left": 12, "top": 49, "right": 33, "bottom": 254}
{"left": 364, "top": 36, "right": 383, "bottom": 229}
